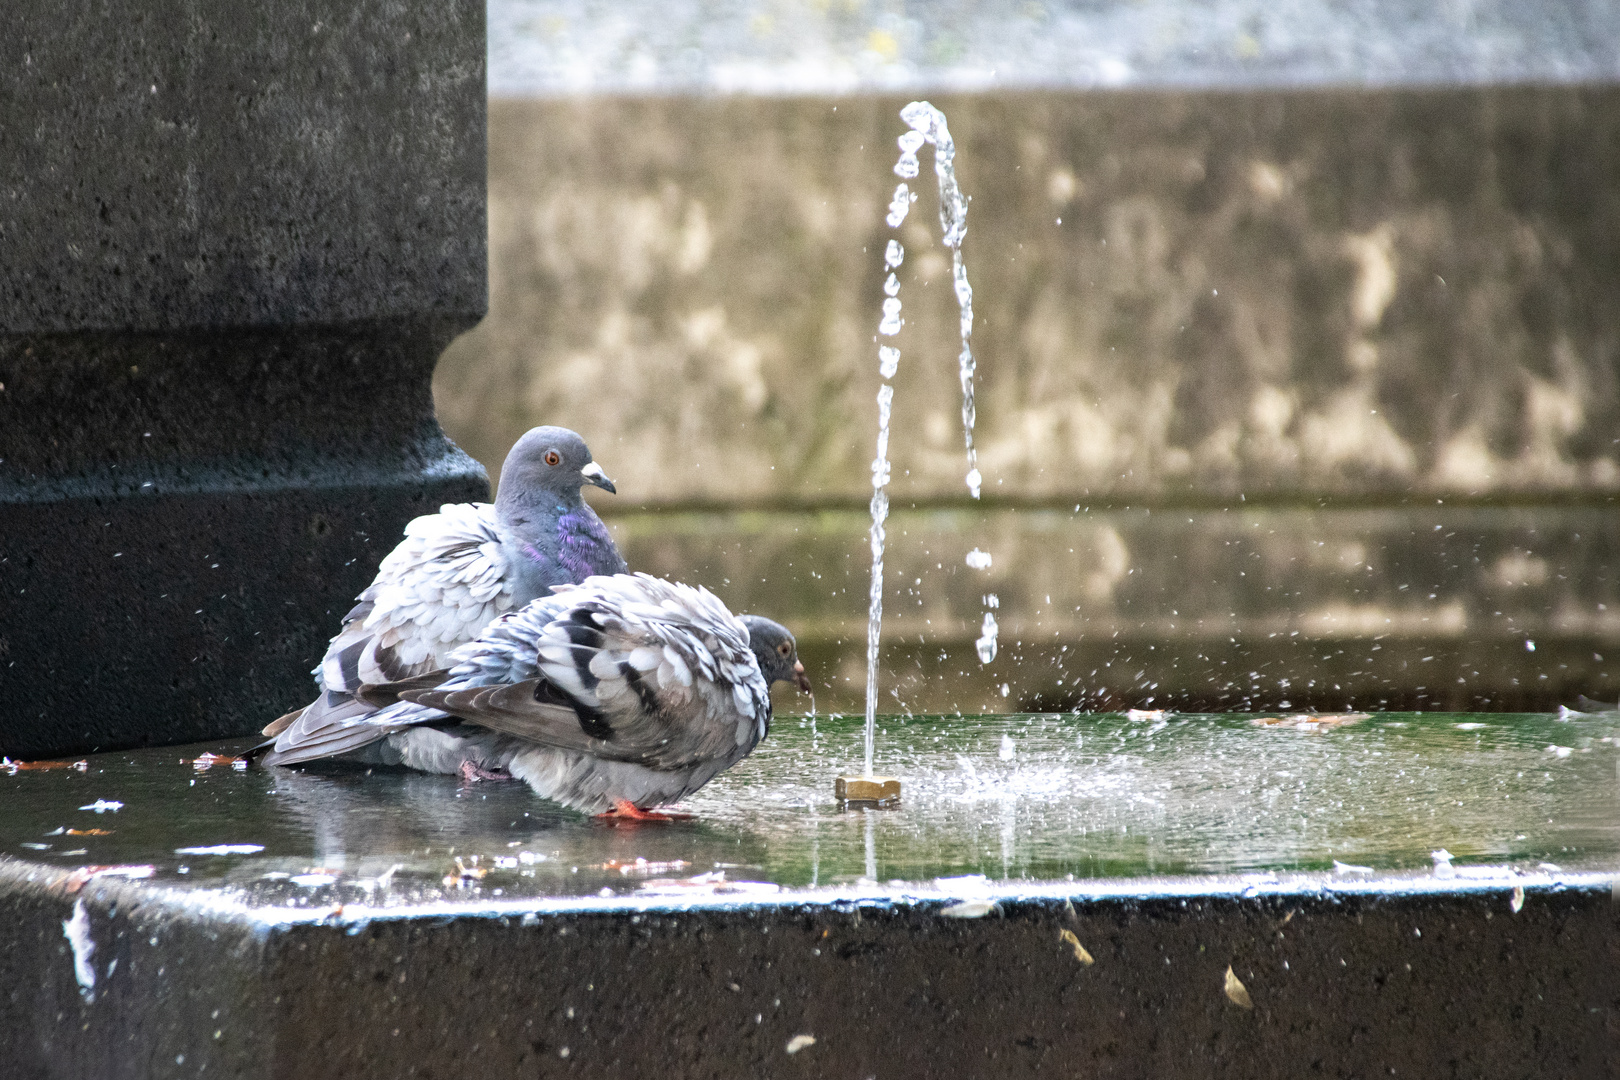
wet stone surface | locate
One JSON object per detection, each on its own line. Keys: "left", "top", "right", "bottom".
{"left": 2, "top": 711, "right": 1616, "bottom": 911}
{"left": 4, "top": 711, "right": 1617, "bottom": 1079}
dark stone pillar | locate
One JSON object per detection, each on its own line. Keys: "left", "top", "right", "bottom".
{"left": 0, "top": 0, "right": 489, "bottom": 757}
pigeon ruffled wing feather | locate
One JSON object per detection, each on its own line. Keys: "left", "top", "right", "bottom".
{"left": 261, "top": 503, "right": 513, "bottom": 763}
{"left": 397, "top": 574, "right": 772, "bottom": 770}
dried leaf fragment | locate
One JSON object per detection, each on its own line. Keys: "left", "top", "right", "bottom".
{"left": 1224, "top": 965, "right": 1254, "bottom": 1009}
{"left": 2, "top": 758, "right": 89, "bottom": 773}
{"left": 940, "top": 899, "right": 998, "bottom": 919}
{"left": 1509, "top": 884, "right": 1525, "bottom": 913}
{"left": 785, "top": 1034, "right": 816, "bottom": 1055}
{"left": 1059, "top": 928, "right": 1094, "bottom": 965}
{"left": 190, "top": 753, "right": 247, "bottom": 771}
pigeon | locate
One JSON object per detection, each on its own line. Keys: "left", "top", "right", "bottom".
{"left": 259, "top": 573, "right": 810, "bottom": 818}
{"left": 263, "top": 426, "right": 627, "bottom": 747}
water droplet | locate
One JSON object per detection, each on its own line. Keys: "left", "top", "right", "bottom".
{"left": 879, "top": 297, "right": 903, "bottom": 336}
{"left": 975, "top": 612, "right": 998, "bottom": 664}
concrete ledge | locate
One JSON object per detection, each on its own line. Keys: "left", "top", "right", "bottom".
{"left": 2, "top": 863, "right": 1613, "bottom": 1079}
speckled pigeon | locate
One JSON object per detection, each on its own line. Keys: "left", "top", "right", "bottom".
{"left": 260, "top": 573, "right": 810, "bottom": 818}
{"left": 263, "top": 426, "right": 627, "bottom": 747}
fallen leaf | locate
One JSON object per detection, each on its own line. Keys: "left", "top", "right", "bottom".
{"left": 2, "top": 758, "right": 89, "bottom": 773}
{"left": 785, "top": 1034, "right": 816, "bottom": 1055}
{"left": 940, "top": 899, "right": 998, "bottom": 919}
{"left": 1224, "top": 965, "right": 1254, "bottom": 1009}
{"left": 65, "top": 829, "right": 112, "bottom": 836}
{"left": 1509, "top": 884, "right": 1525, "bottom": 913}
{"left": 1059, "top": 928, "right": 1094, "bottom": 965}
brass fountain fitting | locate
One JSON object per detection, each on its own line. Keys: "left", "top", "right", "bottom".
{"left": 835, "top": 776, "right": 901, "bottom": 804}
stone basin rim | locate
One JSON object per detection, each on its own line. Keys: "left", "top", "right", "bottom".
{"left": 4, "top": 856, "right": 1608, "bottom": 930}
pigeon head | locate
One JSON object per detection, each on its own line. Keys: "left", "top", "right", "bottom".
{"left": 740, "top": 615, "right": 811, "bottom": 693}
{"left": 497, "top": 426, "right": 617, "bottom": 508}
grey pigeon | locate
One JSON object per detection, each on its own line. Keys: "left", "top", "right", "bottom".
{"left": 263, "top": 426, "right": 627, "bottom": 747}
{"left": 260, "top": 573, "right": 810, "bottom": 818}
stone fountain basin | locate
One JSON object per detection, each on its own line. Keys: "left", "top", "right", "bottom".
{"left": 2, "top": 711, "right": 1616, "bottom": 1078}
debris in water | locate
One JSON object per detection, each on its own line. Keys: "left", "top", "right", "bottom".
{"left": 189, "top": 753, "right": 247, "bottom": 771}
{"left": 1125, "top": 709, "right": 1167, "bottom": 722}
{"left": 62, "top": 865, "right": 152, "bottom": 893}
{"left": 638, "top": 871, "right": 780, "bottom": 897}
{"left": 3, "top": 757, "right": 88, "bottom": 773}
{"left": 174, "top": 844, "right": 264, "bottom": 856}
{"left": 1223, "top": 966, "right": 1254, "bottom": 1009}
{"left": 62, "top": 899, "right": 96, "bottom": 999}
{"left": 291, "top": 872, "right": 340, "bottom": 887}
{"left": 1251, "top": 714, "right": 1368, "bottom": 731}
{"left": 1545, "top": 744, "right": 1573, "bottom": 758}
{"left": 1509, "top": 884, "right": 1525, "bottom": 913}
{"left": 1059, "top": 928, "right": 1094, "bottom": 965}
{"left": 965, "top": 549, "right": 992, "bottom": 570}
{"left": 1333, "top": 860, "right": 1374, "bottom": 875}
{"left": 785, "top": 1034, "right": 817, "bottom": 1055}
{"left": 66, "top": 829, "right": 111, "bottom": 837}
{"left": 600, "top": 857, "right": 692, "bottom": 876}
{"left": 443, "top": 857, "right": 485, "bottom": 888}
{"left": 940, "top": 899, "right": 998, "bottom": 918}
{"left": 78, "top": 800, "right": 123, "bottom": 813}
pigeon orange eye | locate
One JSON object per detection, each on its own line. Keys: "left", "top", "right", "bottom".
{"left": 544, "top": 450, "right": 561, "bottom": 466}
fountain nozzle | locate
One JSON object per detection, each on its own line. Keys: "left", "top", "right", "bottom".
{"left": 835, "top": 776, "right": 901, "bottom": 806}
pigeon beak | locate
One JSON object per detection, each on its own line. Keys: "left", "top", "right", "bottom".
{"left": 580, "top": 461, "right": 617, "bottom": 494}
{"left": 792, "top": 659, "right": 811, "bottom": 693}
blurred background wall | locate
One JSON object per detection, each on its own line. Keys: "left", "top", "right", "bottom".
{"left": 435, "top": 0, "right": 1620, "bottom": 715}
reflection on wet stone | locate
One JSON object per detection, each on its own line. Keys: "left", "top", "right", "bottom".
{"left": 3, "top": 711, "right": 1616, "bottom": 904}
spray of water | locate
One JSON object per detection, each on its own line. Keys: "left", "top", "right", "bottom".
{"left": 864, "top": 101, "right": 990, "bottom": 778}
